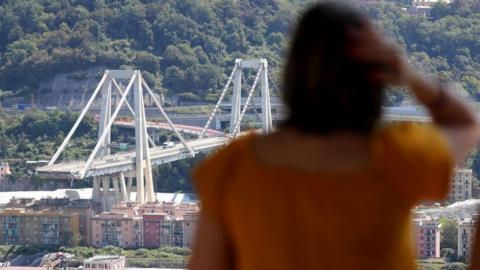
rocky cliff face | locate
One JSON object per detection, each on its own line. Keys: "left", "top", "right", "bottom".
{"left": 3, "top": 67, "right": 162, "bottom": 109}
{"left": 35, "top": 67, "right": 105, "bottom": 108}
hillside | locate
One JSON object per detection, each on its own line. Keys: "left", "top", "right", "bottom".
{"left": 0, "top": 0, "right": 297, "bottom": 104}
{"left": 0, "top": 0, "right": 480, "bottom": 105}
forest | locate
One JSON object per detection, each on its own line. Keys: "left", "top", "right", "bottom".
{"left": 0, "top": 0, "right": 295, "bottom": 102}
{"left": 2, "top": 0, "right": 480, "bottom": 191}
{"left": 0, "top": 1, "right": 480, "bottom": 104}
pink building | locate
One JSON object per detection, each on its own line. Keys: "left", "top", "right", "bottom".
{"left": 138, "top": 202, "right": 198, "bottom": 219}
{"left": 143, "top": 213, "right": 166, "bottom": 248}
{"left": 91, "top": 201, "right": 199, "bottom": 248}
{"left": 91, "top": 212, "right": 142, "bottom": 248}
{"left": 414, "top": 219, "right": 441, "bottom": 259}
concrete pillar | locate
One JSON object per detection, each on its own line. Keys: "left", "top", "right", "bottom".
{"left": 127, "top": 176, "right": 133, "bottom": 200}
{"left": 260, "top": 59, "right": 272, "bottom": 133}
{"left": 112, "top": 177, "right": 121, "bottom": 202}
{"left": 134, "top": 71, "right": 145, "bottom": 203}
{"left": 102, "top": 177, "right": 110, "bottom": 211}
{"left": 139, "top": 80, "right": 155, "bottom": 202}
{"left": 215, "top": 116, "right": 221, "bottom": 130}
{"left": 230, "top": 59, "right": 242, "bottom": 134}
{"left": 92, "top": 177, "right": 101, "bottom": 203}
{"left": 119, "top": 172, "right": 129, "bottom": 202}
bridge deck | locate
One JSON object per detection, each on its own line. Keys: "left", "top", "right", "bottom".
{"left": 36, "top": 137, "right": 229, "bottom": 179}
{"left": 36, "top": 112, "right": 432, "bottom": 179}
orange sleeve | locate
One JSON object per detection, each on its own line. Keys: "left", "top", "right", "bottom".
{"left": 192, "top": 139, "right": 242, "bottom": 223}
{"left": 380, "top": 123, "right": 454, "bottom": 202}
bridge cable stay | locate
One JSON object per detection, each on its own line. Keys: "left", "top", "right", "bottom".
{"left": 242, "top": 72, "right": 263, "bottom": 123}
{"left": 231, "top": 64, "right": 264, "bottom": 137}
{"left": 199, "top": 62, "right": 239, "bottom": 138}
{"left": 80, "top": 72, "right": 138, "bottom": 178}
{"left": 267, "top": 69, "right": 281, "bottom": 96}
{"left": 48, "top": 72, "right": 109, "bottom": 165}
{"left": 111, "top": 78, "right": 156, "bottom": 147}
{"left": 141, "top": 76, "right": 195, "bottom": 155}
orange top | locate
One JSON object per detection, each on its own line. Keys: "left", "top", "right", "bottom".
{"left": 193, "top": 124, "right": 453, "bottom": 270}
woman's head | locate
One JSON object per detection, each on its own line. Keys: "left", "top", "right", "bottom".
{"left": 283, "top": 2, "right": 384, "bottom": 135}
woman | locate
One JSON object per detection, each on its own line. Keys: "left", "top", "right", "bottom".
{"left": 472, "top": 223, "right": 480, "bottom": 269}
{"left": 190, "top": 3, "right": 480, "bottom": 270}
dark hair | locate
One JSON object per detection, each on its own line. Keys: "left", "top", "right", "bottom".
{"left": 282, "top": 3, "right": 384, "bottom": 135}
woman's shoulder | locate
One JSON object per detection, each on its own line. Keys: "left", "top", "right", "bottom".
{"left": 375, "top": 123, "right": 447, "bottom": 148}
{"left": 373, "top": 122, "right": 452, "bottom": 162}
{"left": 194, "top": 133, "right": 256, "bottom": 177}
{"left": 373, "top": 123, "right": 454, "bottom": 202}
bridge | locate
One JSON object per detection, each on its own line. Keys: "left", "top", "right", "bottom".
{"left": 36, "top": 57, "right": 435, "bottom": 211}
{"left": 37, "top": 58, "right": 273, "bottom": 210}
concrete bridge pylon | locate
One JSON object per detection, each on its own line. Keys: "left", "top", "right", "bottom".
{"left": 42, "top": 59, "right": 275, "bottom": 211}
{"left": 47, "top": 70, "right": 194, "bottom": 209}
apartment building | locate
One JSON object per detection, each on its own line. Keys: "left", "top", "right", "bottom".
{"left": 160, "top": 219, "right": 184, "bottom": 247}
{"left": 0, "top": 208, "right": 80, "bottom": 246}
{"left": 8, "top": 197, "right": 99, "bottom": 246}
{"left": 0, "top": 162, "right": 11, "bottom": 181}
{"left": 143, "top": 213, "right": 165, "bottom": 248}
{"left": 458, "top": 215, "right": 478, "bottom": 262}
{"left": 473, "top": 186, "right": 480, "bottom": 199}
{"left": 182, "top": 212, "right": 199, "bottom": 249}
{"left": 414, "top": 219, "right": 441, "bottom": 258}
{"left": 90, "top": 212, "right": 143, "bottom": 248}
{"left": 137, "top": 201, "right": 199, "bottom": 219}
{"left": 64, "top": 199, "right": 98, "bottom": 246}
{"left": 448, "top": 169, "right": 473, "bottom": 203}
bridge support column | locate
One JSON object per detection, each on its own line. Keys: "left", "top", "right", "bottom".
{"left": 133, "top": 71, "right": 155, "bottom": 203}
{"left": 101, "top": 177, "right": 111, "bottom": 211}
{"left": 112, "top": 177, "right": 121, "bottom": 202}
{"left": 139, "top": 76, "right": 155, "bottom": 203}
{"left": 260, "top": 58, "right": 272, "bottom": 133}
{"left": 119, "top": 172, "right": 129, "bottom": 202}
{"left": 127, "top": 175, "right": 133, "bottom": 200}
{"left": 92, "top": 177, "right": 101, "bottom": 203}
{"left": 230, "top": 59, "right": 242, "bottom": 134}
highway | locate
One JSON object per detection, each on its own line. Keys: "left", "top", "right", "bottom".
{"left": 36, "top": 107, "right": 432, "bottom": 180}
{"left": 36, "top": 136, "right": 229, "bottom": 179}
{"left": 113, "top": 119, "right": 225, "bottom": 137}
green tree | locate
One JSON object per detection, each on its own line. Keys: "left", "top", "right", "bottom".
{"left": 439, "top": 218, "right": 458, "bottom": 259}
{"left": 441, "top": 262, "right": 467, "bottom": 270}
{"left": 134, "top": 51, "right": 160, "bottom": 74}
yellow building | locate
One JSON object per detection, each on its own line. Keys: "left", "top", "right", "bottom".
{"left": 0, "top": 208, "right": 80, "bottom": 246}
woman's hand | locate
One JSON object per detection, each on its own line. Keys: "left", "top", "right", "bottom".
{"left": 347, "top": 24, "right": 420, "bottom": 87}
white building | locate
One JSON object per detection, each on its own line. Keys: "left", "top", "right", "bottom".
{"left": 84, "top": 256, "right": 125, "bottom": 270}
{"left": 448, "top": 169, "right": 473, "bottom": 203}
{"left": 354, "top": 0, "right": 383, "bottom": 4}
{"left": 458, "top": 215, "right": 478, "bottom": 262}
{"left": 412, "top": 0, "right": 452, "bottom": 7}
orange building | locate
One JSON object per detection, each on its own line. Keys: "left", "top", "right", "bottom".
{"left": 0, "top": 208, "right": 80, "bottom": 246}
